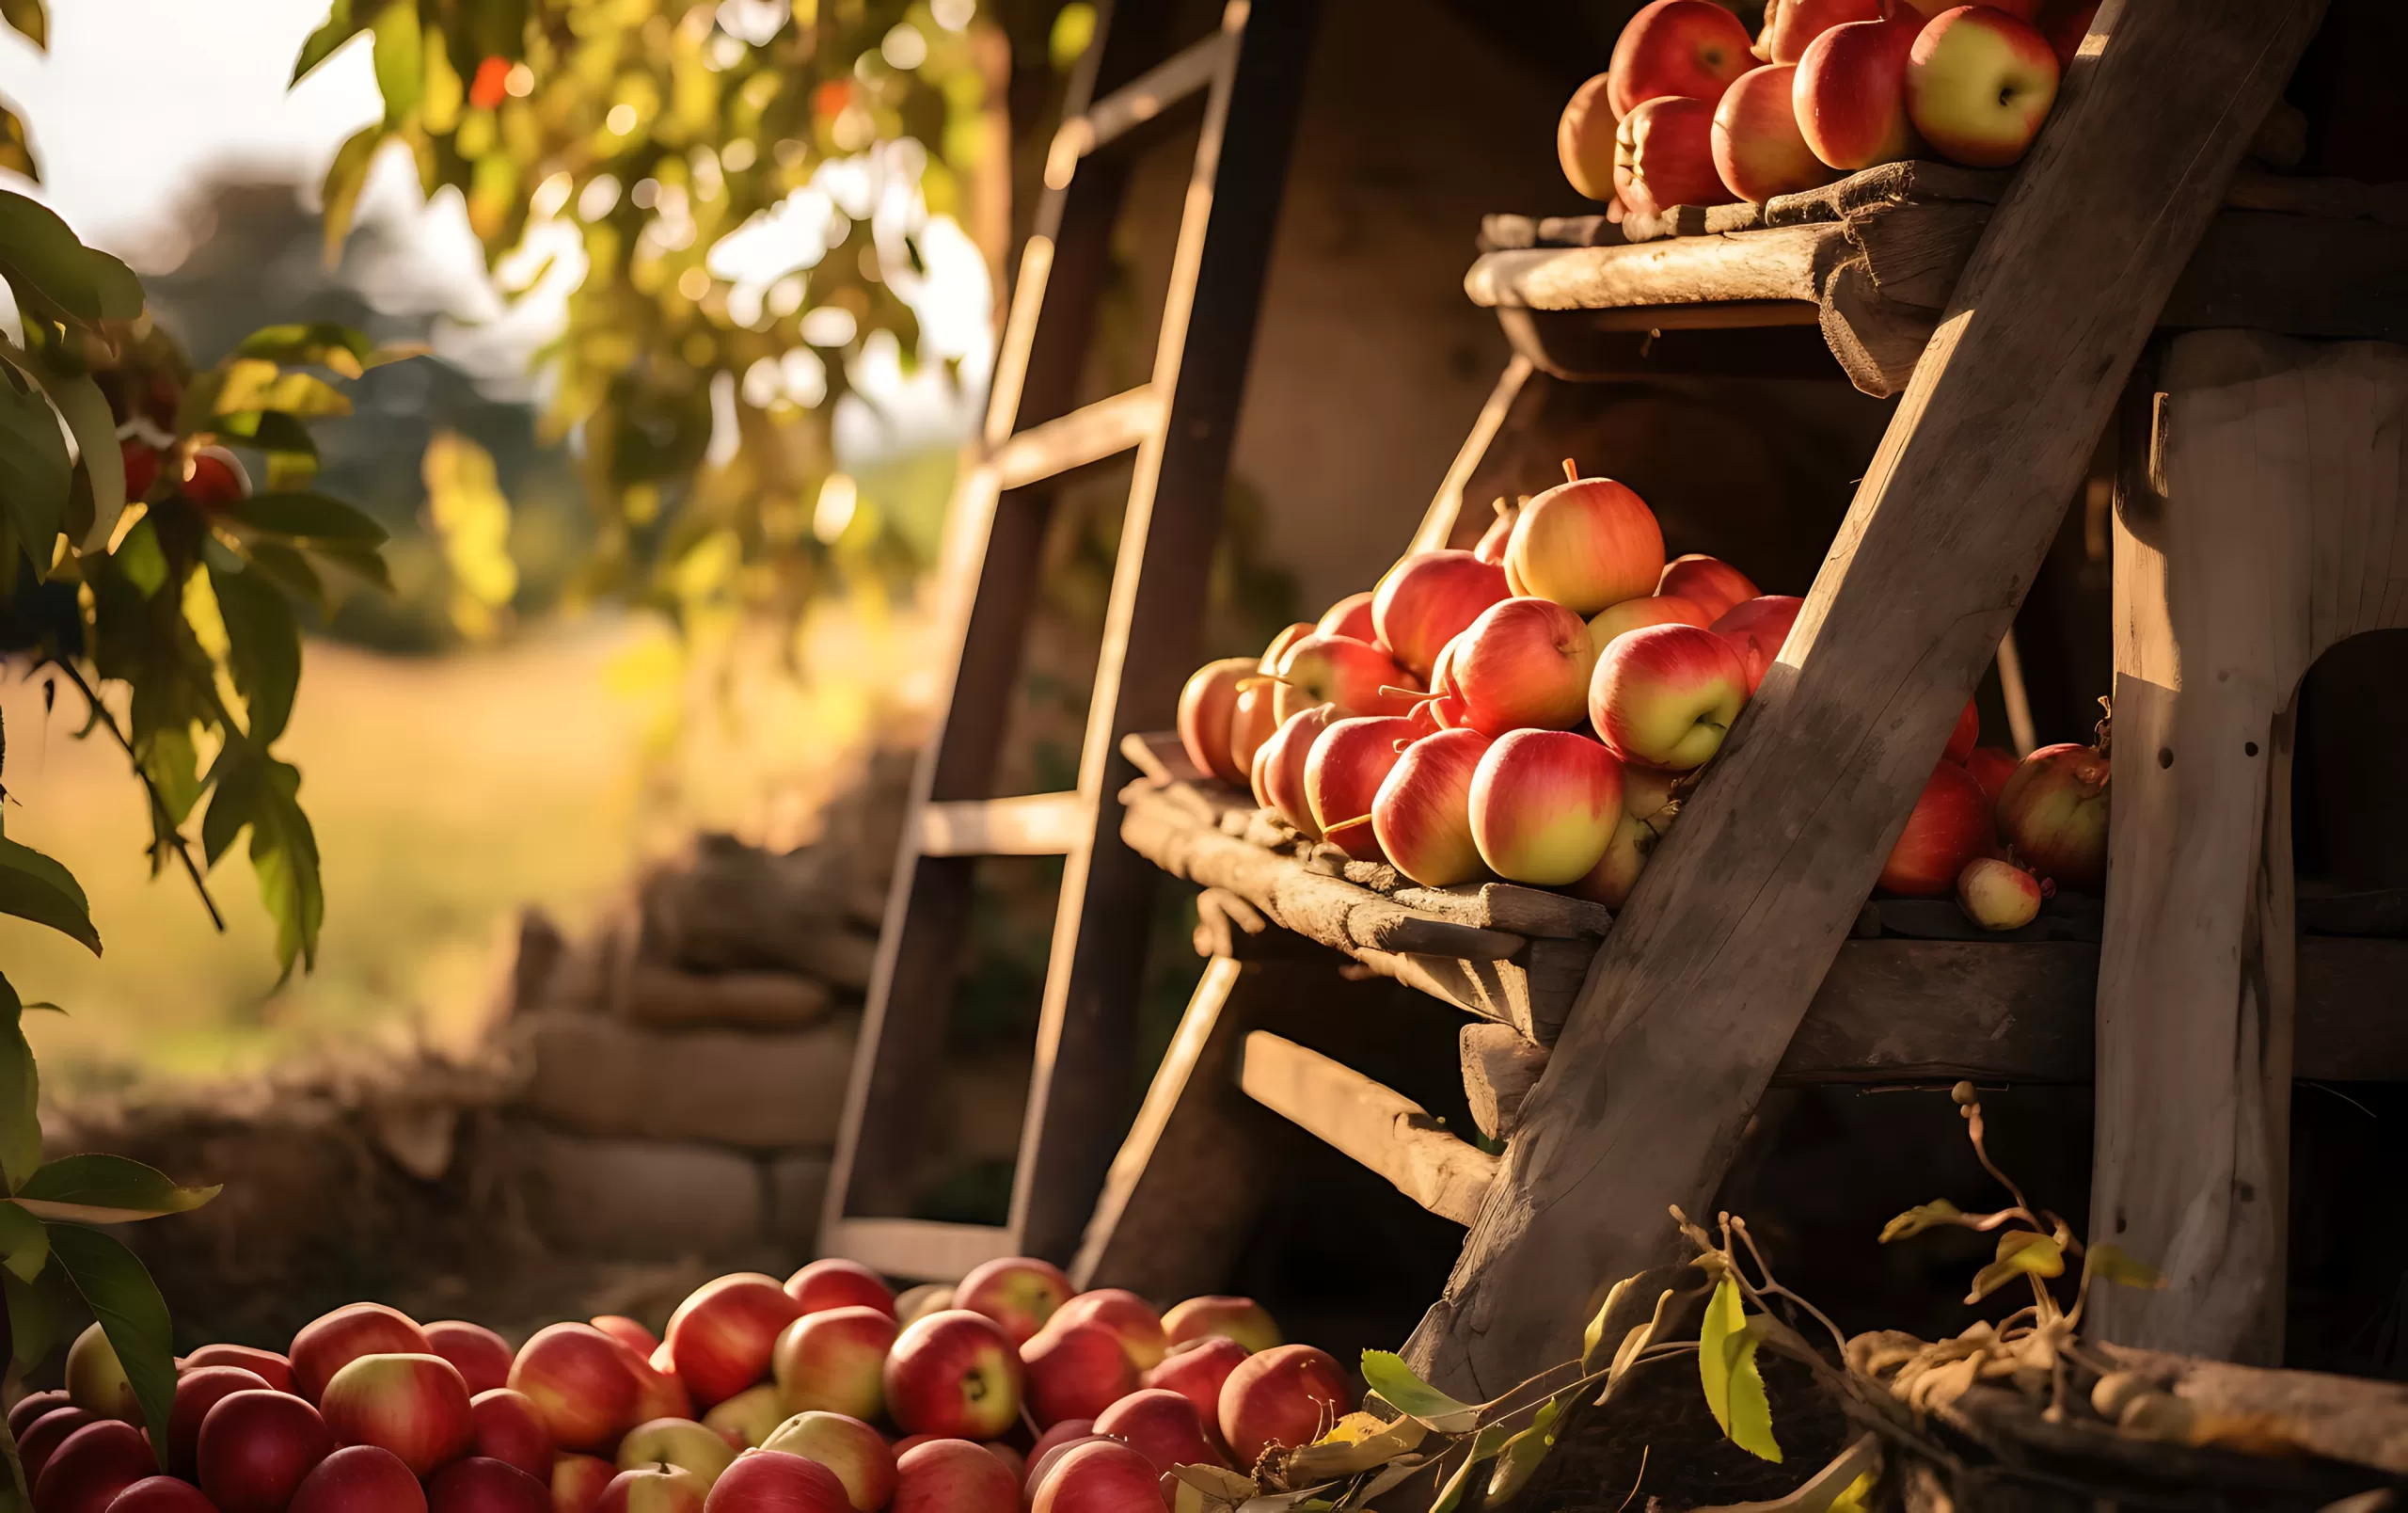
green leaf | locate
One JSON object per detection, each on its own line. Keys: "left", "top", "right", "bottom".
{"left": 1359, "top": 1349, "right": 1483, "bottom": 1434}
{"left": 204, "top": 749, "right": 321, "bottom": 978}
{"left": 0, "top": 0, "right": 45, "bottom": 50}
{"left": 0, "top": 100, "right": 37, "bottom": 183}
{"left": 112, "top": 516, "right": 166, "bottom": 597}
{"left": 0, "top": 976, "right": 37, "bottom": 1192}
{"left": 1967, "top": 1230, "right": 2065, "bottom": 1304}
{"left": 3, "top": 1263, "right": 72, "bottom": 1371}
{"left": 233, "top": 323, "right": 378, "bottom": 379}
{"left": 318, "top": 125, "right": 384, "bottom": 265}
{"left": 2083, "top": 1242, "right": 2165, "bottom": 1293}
{"left": 214, "top": 411, "right": 319, "bottom": 459}
{"left": 1720, "top": 1325, "right": 1782, "bottom": 1463}
{"left": 1283, "top": 1411, "right": 1426, "bottom": 1480}
{"left": 1878, "top": 1199, "right": 1965, "bottom": 1245}
{"left": 371, "top": 0, "right": 423, "bottom": 128}
{"left": 0, "top": 834, "right": 98, "bottom": 953}
{"left": 224, "top": 492, "right": 387, "bottom": 545}
{"left": 48, "top": 1224, "right": 176, "bottom": 1469}
{"left": 235, "top": 541, "right": 326, "bottom": 614}
{"left": 0, "top": 371, "right": 66, "bottom": 571}
{"left": 1428, "top": 1423, "right": 1513, "bottom": 1513}
{"left": 199, "top": 360, "right": 350, "bottom": 421}
{"left": 211, "top": 567, "right": 301, "bottom": 744}
{"left": 1699, "top": 1276, "right": 1744, "bottom": 1436}
{"left": 291, "top": 0, "right": 363, "bottom": 84}
{"left": 29, "top": 367, "right": 121, "bottom": 551}
{"left": 0, "top": 1202, "right": 46, "bottom": 1282}
{"left": 1482, "top": 1394, "right": 1564, "bottom": 1506}
{"left": 309, "top": 539, "right": 394, "bottom": 593}
{"left": 15, "top": 1155, "right": 218, "bottom": 1224}
{"left": 0, "top": 191, "right": 139, "bottom": 324}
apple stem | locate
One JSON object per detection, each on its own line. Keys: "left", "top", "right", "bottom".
{"left": 1560, "top": 457, "right": 1580, "bottom": 484}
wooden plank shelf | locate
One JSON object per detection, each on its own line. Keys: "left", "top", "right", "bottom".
{"left": 1465, "top": 163, "right": 2408, "bottom": 395}
{"left": 1235, "top": 1031, "right": 1497, "bottom": 1225}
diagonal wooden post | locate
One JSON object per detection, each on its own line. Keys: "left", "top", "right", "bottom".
{"left": 1407, "top": 0, "right": 2327, "bottom": 1394}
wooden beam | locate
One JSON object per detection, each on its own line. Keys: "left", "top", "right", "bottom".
{"left": 990, "top": 386, "right": 1164, "bottom": 489}
{"left": 915, "top": 793, "right": 1085, "bottom": 856}
{"left": 1461, "top": 1025, "right": 1548, "bottom": 1141}
{"left": 1237, "top": 1032, "right": 1497, "bottom": 1224}
{"left": 2089, "top": 332, "right": 2408, "bottom": 1362}
{"left": 1405, "top": 0, "right": 2328, "bottom": 1396}
{"left": 820, "top": 1218, "right": 1014, "bottom": 1282}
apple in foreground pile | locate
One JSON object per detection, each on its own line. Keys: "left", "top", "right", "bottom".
{"left": 881, "top": 1311, "right": 1022, "bottom": 1441}
{"left": 1217, "top": 1346, "right": 1354, "bottom": 1468}
{"left": 771, "top": 1306, "right": 896, "bottom": 1422}
{"left": 784, "top": 1260, "right": 897, "bottom": 1320}
{"left": 592, "top": 1317, "right": 661, "bottom": 1358}
{"left": 952, "top": 1256, "right": 1073, "bottom": 1347}
{"left": 1506, "top": 465, "right": 1666, "bottom": 615}
{"left": 890, "top": 1438, "right": 1016, "bottom": 1513}
{"left": 1961, "top": 744, "right": 2018, "bottom": 806}
{"left": 1711, "top": 594, "right": 1802, "bottom": 694}
{"left": 1094, "top": 1388, "right": 1226, "bottom": 1473}
{"left": 1591, "top": 623, "right": 1752, "bottom": 772}
{"left": 1957, "top": 854, "right": 2045, "bottom": 930}
{"left": 759, "top": 1411, "right": 894, "bottom": 1511}
{"left": 1227, "top": 682, "right": 1278, "bottom": 781}
{"left": 467, "top": 1389, "right": 552, "bottom": 1479}
{"left": 1162, "top": 1296, "right": 1279, "bottom": 1355}
{"left": 1557, "top": 72, "right": 1619, "bottom": 201}
{"left": 1270, "top": 633, "right": 1414, "bottom": 725}
{"left": 109, "top": 1479, "right": 219, "bottom": 1513}
{"left": 617, "top": 1418, "right": 736, "bottom": 1486}
{"left": 1029, "top": 1440, "right": 1162, "bottom": 1513}
{"left": 169, "top": 1365, "right": 274, "bottom": 1478}
{"left": 198, "top": 1390, "right": 337, "bottom": 1513}
{"left": 291, "top": 1302, "right": 432, "bottom": 1404}
{"left": 1469, "top": 730, "right": 1625, "bottom": 886}
{"left": 1144, "top": 1337, "right": 1249, "bottom": 1430}
{"left": 1795, "top": 18, "right": 1922, "bottom": 170}
{"left": 1590, "top": 595, "right": 1708, "bottom": 650}
{"left": 67, "top": 1323, "right": 140, "bottom": 1422}
{"left": 1880, "top": 760, "right": 1993, "bottom": 896}
{"left": 1316, "top": 591, "right": 1377, "bottom": 644}
{"left": 668, "top": 1275, "right": 806, "bottom": 1408}
{"left": 1370, "top": 550, "right": 1508, "bottom": 680}
{"left": 20, "top": 1407, "right": 100, "bottom": 1485}
{"left": 1020, "top": 1320, "right": 1137, "bottom": 1428}
{"left": 288, "top": 1445, "right": 426, "bottom": 1513}
{"left": 1615, "top": 97, "right": 1735, "bottom": 219}
{"left": 429, "top": 1455, "right": 552, "bottom": 1513}
{"left": 1905, "top": 6, "right": 2060, "bottom": 167}
{"left": 1047, "top": 1290, "right": 1168, "bottom": 1373}
{"left": 509, "top": 1324, "right": 639, "bottom": 1452}
{"left": 1608, "top": 0, "right": 1755, "bottom": 116}
{"left": 698, "top": 1451, "right": 848, "bottom": 1513}
{"left": 1656, "top": 554, "right": 1759, "bottom": 623}
{"left": 318, "top": 1351, "right": 477, "bottom": 1476}
{"left": 1944, "top": 697, "right": 1980, "bottom": 763}
{"left": 424, "top": 1322, "right": 515, "bottom": 1397}
{"left": 1372, "top": 728, "right": 1494, "bottom": 887}
{"left": 35, "top": 1419, "right": 153, "bottom": 1513}
{"left": 182, "top": 1346, "right": 295, "bottom": 1395}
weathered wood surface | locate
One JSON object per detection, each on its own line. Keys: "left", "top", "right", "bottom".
{"left": 2093, "top": 1342, "right": 2408, "bottom": 1477}
{"left": 1461, "top": 1025, "right": 1548, "bottom": 1141}
{"left": 1236, "top": 1031, "right": 1498, "bottom": 1224}
{"left": 1406, "top": 0, "right": 2326, "bottom": 1397}
{"left": 2090, "top": 332, "right": 2408, "bottom": 1364}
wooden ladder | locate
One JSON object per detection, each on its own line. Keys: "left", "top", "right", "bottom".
{"left": 818, "top": 0, "right": 1322, "bottom": 1281}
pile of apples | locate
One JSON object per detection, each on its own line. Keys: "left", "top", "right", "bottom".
{"left": 13, "top": 1262, "right": 1347, "bottom": 1513}
{"left": 1559, "top": 0, "right": 2100, "bottom": 216}
{"left": 1176, "top": 461, "right": 2113, "bottom": 927}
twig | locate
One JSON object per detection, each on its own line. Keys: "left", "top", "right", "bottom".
{"left": 1611, "top": 1444, "right": 1649, "bottom": 1513}
{"left": 40, "top": 657, "right": 225, "bottom": 932}
{"left": 1731, "top": 1216, "right": 1850, "bottom": 1359}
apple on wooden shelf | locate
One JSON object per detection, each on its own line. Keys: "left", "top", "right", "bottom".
{"left": 1958, "top": 853, "right": 2048, "bottom": 930}
{"left": 1507, "top": 463, "right": 1667, "bottom": 615}
{"left": 1758, "top": 0, "right": 1883, "bottom": 62}
{"left": 1880, "top": 759, "right": 1994, "bottom": 896}
{"left": 1590, "top": 594, "right": 1709, "bottom": 650}
{"left": 1251, "top": 704, "right": 1342, "bottom": 839}
{"left": 1227, "top": 682, "right": 1279, "bottom": 781}
{"left": 1713, "top": 63, "right": 1836, "bottom": 202}
{"left": 1995, "top": 735, "right": 2110, "bottom": 891}
{"left": 1608, "top": 0, "right": 1756, "bottom": 116}
{"left": 952, "top": 1256, "right": 1073, "bottom": 1347}
{"left": 1615, "top": 96, "right": 1737, "bottom": 219}
{"left": 1315, "top": 591, "right": 1377, "bottom": 644}
{"left": 1590, "top": 623, "right": 1752, "bottom": 772}
{"left": 1469, "top": 730, "right": 1625, "bottom": 887}
{"left": 1217, "top": 1346, "right": 1354, "bottom": 1468}
{"left": 1370, "top": 550, "right": 1508, "bottom": 680}
{"left": 1178, "top": 658, "right": 1259, "bottom": 786}
{"left": 1304, "top": 716, "right": 1418, "bottom": 861}
{"left": 890, "top": 1438, "right": 1018, "bottom": 1513}
{"left": 1445, "top": 597, "right": 1598, "bottom": 735}
{"left": 1559, "top": 72, "right": 1619, "bottom": 200}
{"left": 1710, "top": 594, "right": 1803, "bottom": 694}
{"left": 1656, "top": 554, "right": 1760, "bottom": 623}
{"left": 1269, "top": 633, "right": 1417, "bottom": 725}
{"left": 1795, "top": 18, "right": 1923, "bottom": 170}
{"left": 1371, "top": 728, "right": 1495, "bottom": 887}
{"left": 1906, "top": 6, "right": 2061, "bottom": 167}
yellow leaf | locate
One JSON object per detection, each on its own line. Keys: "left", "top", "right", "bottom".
{"left": 422, "top": 431, "right": 515, "bottom": 641}
{"left": 1966, "top": 1231, "right": 2064, "bottom": 1304}
{"left": 1698, "top": 1276, "right": 1744, "bottom": 1435}
{"left": 1878, "top": 1199, "right": 1963, "bottom": 1244}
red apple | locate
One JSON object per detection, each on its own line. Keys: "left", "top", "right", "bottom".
{"left": 1226, "top": 683, "right": 1278, "bottom": 785}
{"left": 1995, "top": 741, "right": 2109, "bottom": 892}
{"left": 12, "top": 1390, "right": 70, "bottom": 1438}
{"left": 1957, "top": 855, "right": 2045, "bottom": 930}
{"left": 1962, "top": 745, "right": 2018, "bottom": 807}
{"left": 1608, "top": 0, "right": 1755, "bottom": 115}
{"left": 1591, "top": 623, "right": 1752, "bottom": 771}
{"left": 1905, "top": 6, "right": 2059, "bottom": 166}
{"left": 1092, "top": 1390, "right": 1223, "bottom": 1473}
{"left": 1161, "top": 1298, "right": 1278, "bottom": 1356}
{"left": 170, "top": 1367, "right": 275, "bottom": 1479}
{"left": 291, "top": 1305, "right": 430, "bottom": 1405}
{"left": 1371, "top": 729, "right": 1494, "bottom": 887}
{"left": 35, "top": 1421, "right": 153, "bottom": 1513}
{"left": 552, "top": 1457, "right": 616, "bottom": 1513}
{"left": 1272, "top": 634, "right": 1417, "bottom": 725}
{"left": 468, "top": 1391, "right": 552, "bottom": 1481}
{"left": 1795, "top": 19, "right": 1922, "bottom": 169}
{"left": 1944, "top": 697, "right": 1979, "bottom": 764}
{"left": 1506, "top": 467, "right": 1665, "bottom": 615}
{"left": 1760, "top": 0, "right": 1882, "bottom": 61}
{"left": 892, "top": 1287, "right": 955, "bottom": 1328}
{"left": 198, "top": 1391, "right": 336, "bottom": 1513}
{"left": 319, "top": 1353, "right": 475, "bottom": 1477}
{"left": 598, "top": 1466, "right": 708, "bottom": 1513}
{"left": 700, "top": 1387, "right": 785, "bottom": 1451}
{"left": 1177, "top": 659, "right": 1258, "bottom": 786}
{"left": 981, "top": 1444, "right": 1022, "bottom": 1485}
{"left": 1558, "top": 72, "right": 1619, "bottom": 201}
{"left": 23, "top": 1409, "right": 102, "bottom": 1485}
{"left": 1028, "top": 1440, "right": 1162, "bottom": 1513}
{"left": 768, "top": 1307, "right": 895, "bottom": 1424}
{"left": 1656, "top": 555, "right": 1760, "bottom": 622}
{"left": 1473, "top": 497, "right": 1520, "bottom": 565}
{"left": 287, "top": 1446, "right": 426, "bottom": 1513}
{"left": 430, "top": 1457, "right": 553, "bottom": 1513}
{"left": 1139, "top": 1340, "right": 1246, "bottom": 1434}
{"left": 892, "top": 1439, "right": 1016, "bottom": 1513}
{"left": 1250, "top": 705, "right": 1341, "bottom": 838}
{"left": 1469, "top": 729, "right": 1625, "bottom": 885}
{"left": 68, "top": 1323, "right": 141, "bottom": 1423}
{"left": 509, "top": 1325, "right": 641, "bottom": 1453}
{"left": 1567, "top": 807, "right": 1671, "bottom": 909}
{"left": 1614, "top": 96, "right": 1735, "bottom": 219}
{"left": 1258, "top": 623, "right": 1313, "bottom": 675}
{"left": 182, "top": 1348, "right": 295, "bottom": 1397}
{"left": 1447, "top": 597, "right": 1599, "bottom": 735}
{"left": 1370, "top": 551, "right": 1510, "bottom": 680}
{"left": 1315, "top": 592, "right": 1377, "bottom": 644}
{"left": 1590, "top": 595, "right": 1709, "bottom": 652}
{"left": 1022, "top": 1421, "right": 1094, "bottom": 1479}
{"left": 612, "top": 1344, "right": 692, "bottom": 1428}
{"left": 1018, "top": 1438, "right": 1106, "bottom": 1513}
{"left": 669, "top": 1276, "right": 807, "bottom": 1409}
{"left": 699, "top": 1450, "right": 850, "bottom": 1513}
{"left": 952, "top": 1258, "right": 1073, "bottom": 1348}
{"left": 1888, "top": 0, "right": 2037, "bottom": 22}
{"left": 881, "top": 1313, "right": 1021, "bottom": 1442}
{"left": 104, "top": 1478, "right": 218, "bottom": 1513}
{"left": 782, "top": 1262, "right": 896, "bottom": 1321}
{"left": 617, "top": 1421, "right": 736, "bottom": 1488}
{"left": 1216, "top": 1346, "right": 1352, "bottom": 1469}
{"left": 1018, "top": 1323, "right": 1135, "bottom": 1431}
{"left": 1880, "top": 760, "right": 1994, "bottom": 896}
{"left": 758, "top": 1412, "right": 893, "bottom": 1512}
{"left": 1304, "top": 716, "right": 1418, "bottom": 861}
{"left": 591, "top": 1319, "right": 661, "bottom": 1359}
{"left": 425, "top": 1324, "right": 516, "bottom": 1396}
{"left": 1709, "top": 595, "right": 1802, "bottom": 694}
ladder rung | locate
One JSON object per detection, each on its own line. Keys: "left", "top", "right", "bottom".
{"left": 821, "top": 1218, "right": 1015, "bottom": 1282}
{"left": 990, "top": 387, "right": 1163, "bottom": 490}
{"left": 1045, "top": 31, "right": 1234, "bottom": 187}
{"left": 917, "top": 792, "right": 1086, "bottom": 857}
{"left": 1237, "top": 1032, "right": 1498, "bottom": 1225}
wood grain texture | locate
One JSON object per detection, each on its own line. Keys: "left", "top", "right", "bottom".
{"left": 1406, "top": 0, "right": 2326, "bottom": 1396}
{"left": 2090, "top": 331, "right": 2408, "bottom": 1362}
{"left": 1237, "top": 1032, "right": 1498, "bottom": 1224}
{"left": 1462, "top": 1025, "right": 1549, "bottom": 1140}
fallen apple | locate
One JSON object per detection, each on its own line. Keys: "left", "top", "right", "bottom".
{"left": 1957, "top": 855, "right": 2046, "bottom": 931}
{"left": 1216, "top": 1346, "right": 1353, "bottom": 1469}
{"left": 1995, "top": 740, "right": 2109, "bottom": 892}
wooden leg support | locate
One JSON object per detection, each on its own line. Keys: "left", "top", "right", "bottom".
{"left": 2090, "top": 331, "right": 2408, "bottom": 1362}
